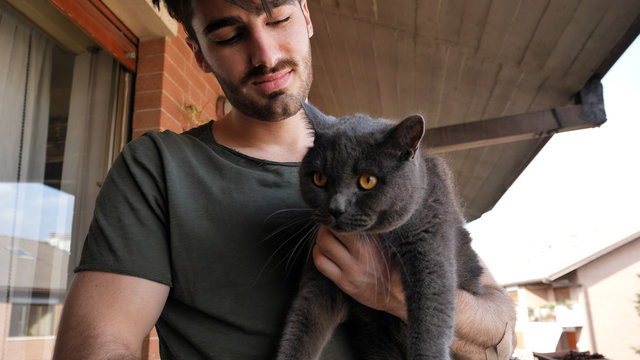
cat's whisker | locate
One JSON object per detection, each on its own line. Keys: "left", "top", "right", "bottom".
{"left": 283, "top": 224, "right": 319, "bottom": 276}
{"left": 369, "top": 233, "right": 394, "bottom": 303}
{"left": 303, "top": 223, "right": 320, "bottom": 265}
{"left": 254, "top": 235, "right": 299, "bottom": 285}
{"left": 386, "top": 237, "right": 409, "bottom": 281}
{"left": 361, "top": 232, "right": 387, "bottom": 304}
{"left": 261, "top": 210, "right": 314, "bottom": 244}
{"left": 262, "top": 208, "right": 313, "bottom": 225}
{"left": 255, "top": 215, "right": 316, "bottom": 284}
{"left": 358, "top": 233, "right": 378, "bottom": 303}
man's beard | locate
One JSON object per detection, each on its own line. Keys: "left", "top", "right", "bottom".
{"left": 213, "top": 48, "right": 313, "bottom": 122}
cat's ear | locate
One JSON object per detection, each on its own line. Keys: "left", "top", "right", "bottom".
{"left": 300, "top": 99, "right": 327, "bottom": 133}
{"left": 383, "top": 114, "right": 425, "bottom": 161}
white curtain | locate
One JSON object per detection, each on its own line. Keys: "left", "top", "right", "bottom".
{"left": 0, "top": 5, "right": 58, "bottom": 359}
{"left": 0, "top": 4, "right": 121, "bottom": 358}
{"left": 0, "top": 4, "right": 53, "bottom": 182}
{"left": 62, "top": 50, "right": 116, "bottom": 270}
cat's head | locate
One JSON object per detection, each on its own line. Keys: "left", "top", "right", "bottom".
{"left": 299, "top": 101, "right": 426, "bottom": 234}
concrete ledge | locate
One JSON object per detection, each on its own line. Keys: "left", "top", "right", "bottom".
{"left": 103, "top": 0, "right": 178, "bottom": 40}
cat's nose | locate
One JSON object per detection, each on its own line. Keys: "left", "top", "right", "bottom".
{"left": 328, "top": 195, "right": 348, "bottom": 219}
{"left": 328, "top": 206, "right": 345, "bottom": 219}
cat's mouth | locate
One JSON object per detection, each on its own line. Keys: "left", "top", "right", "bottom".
{"left": 324, "top": 216, "right": 374, "bottom": 234}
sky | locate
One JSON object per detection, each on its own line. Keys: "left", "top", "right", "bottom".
{"left": 0, "top": 182, "right": 75, "bottom": 242}
{"left": 467, "top": 36, "right": 640, "bottom": 285}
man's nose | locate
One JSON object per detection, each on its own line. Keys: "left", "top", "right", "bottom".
{"left": 249, "top": 28, "right": 282, "bottom": 69}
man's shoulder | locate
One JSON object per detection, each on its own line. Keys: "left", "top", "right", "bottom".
{"left": 124, "top": 121, "right": 214, "bottom": 155}
{"left": 181, "top": 121, "right": 214, "bottom": 140}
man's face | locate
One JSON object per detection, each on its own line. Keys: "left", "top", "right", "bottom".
{"left": 190, "top": 0, "right": 314, "bottom": 122}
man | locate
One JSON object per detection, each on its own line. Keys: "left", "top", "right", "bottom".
{"left": 53, "top": 0, "right": 516, "bottom": 359}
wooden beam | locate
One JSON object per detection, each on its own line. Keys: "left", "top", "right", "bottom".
{"left": 4, "top": 0, "right": 96, "bottom": 54}
{"left": 47, "top": 0, "right": 139, "bottom": 72}
{"left": 425, "top": 78, "right": 606, "bottom": 154}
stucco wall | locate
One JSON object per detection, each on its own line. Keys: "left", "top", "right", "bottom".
{"left": 576, "top": 237, "right": 640, "bottom": 359}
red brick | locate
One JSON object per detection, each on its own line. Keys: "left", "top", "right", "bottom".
{"left": 161, "top": 91, "right": 184, "bottom": 122}
{"left": 164, "top": 57, "right": 185, "bottom": 87}
{"left": 177, "top": 24, "right": 188, "bottom": 38}
{"left": 137, "top": 54, "right": 165, "bottom": 74}
{"left": 184, "top": 58, "right": 195, "bottom": 75}
{"left": 161, "top": 66, "right": 186, "bottom": 94}
{"left": 132, "top": 109, "right": 163, "bottom": 129}
{"left": 205, "top": 76, "right": 223, "bottom": 94}
{"left": 132, "top": 109, "right": 182, "bottom": 135}
{"left": 161, "top": 116, "right": 184, "bottom": 133}
{"left": 134, "top": 90, "right": 163, "bottom": 111}
{"left": 187, "top": 63, "right": 203, "bottom": 82}
{"left": 163, "top": 76, "right": 185, "bottom": 107}
{"left": 166, "top": 39, "right": 188, "bottom": 67}
{"left": 139, "top": 38, "right": 166, "bottom": 58}
{"left": 204, "top": 85, "right": 217, "bottom": 101}
{"left": 135, "top": 72, "right": 164, "bottom": 93}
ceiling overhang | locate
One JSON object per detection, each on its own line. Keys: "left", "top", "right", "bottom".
{"left": 307, "top": 1, "right": 640, "bottom": 221}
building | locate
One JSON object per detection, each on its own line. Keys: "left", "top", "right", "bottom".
{"left": 507, "top": 231, "right": 640, "bottom": 360}
{"left": 0, "top": 234, "right": 68, "bottom": 360}
{"left": 1, "top": 0, "right": 639, "bottom": 358}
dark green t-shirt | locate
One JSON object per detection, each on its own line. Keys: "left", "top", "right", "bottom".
{"left": 76, "top": 122, "right": 355, "bottom": 359}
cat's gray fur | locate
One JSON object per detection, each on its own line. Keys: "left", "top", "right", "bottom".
{"left": 276, "top": 102, "right": 484, "bottom": 360}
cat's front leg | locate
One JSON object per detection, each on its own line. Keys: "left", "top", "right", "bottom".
{"left": 276, "top": 266, "right": 350, "bottom": 360}
{"left": 398, "top": 236, "right": 457, "bottom": 360}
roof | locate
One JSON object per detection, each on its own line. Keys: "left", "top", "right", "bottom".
{"left": 307, "top": 1, "right": 640, "bottom": 221}
{"left": 502, "top": 230, "right": 640, "bottom": 287}
{"left": 0, "top": 235, "right": 69, "bottom": 292}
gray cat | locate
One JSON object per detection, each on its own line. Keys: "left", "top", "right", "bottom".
{"left": 276, "top": 102, "right": 485, "bottom": 360}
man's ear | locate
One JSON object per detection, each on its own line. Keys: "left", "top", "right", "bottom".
{"left": 300, "top": 0, "right": 313, "bottom": 38}
{"left": 185, "top": 37, "right": 212, "bottom": 73}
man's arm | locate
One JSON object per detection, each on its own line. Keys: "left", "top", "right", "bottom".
{"left": 53, "top": 271, "right": 170, "bottom": 360}
{"left": 451, "top": 260, "right": 517, "bottom": 359}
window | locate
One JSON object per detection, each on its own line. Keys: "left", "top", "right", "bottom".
{"left": 9, "top": 303, "right": 55, "bottom": 337}
{"left": 0, "top": 2, "right": 133, "bottom": 358}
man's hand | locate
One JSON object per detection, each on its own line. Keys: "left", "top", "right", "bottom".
{"left": 313, "top": 226, "right": 517, "bottom": 359}
{"left": 312, "top": 226, "right": 408, "bottom": 322}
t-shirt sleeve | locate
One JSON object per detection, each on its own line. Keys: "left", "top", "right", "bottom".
{"left": 75, "top": 134, "right": 172, "bottom": 286}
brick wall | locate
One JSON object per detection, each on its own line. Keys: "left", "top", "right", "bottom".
{"left": 132, "top": 26, "right": 225, "bottom": 139}
{"left": 142, "top": 326, "right": 162, "bottom": 360}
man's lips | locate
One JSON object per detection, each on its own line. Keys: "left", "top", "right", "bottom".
{"left": 252, "top": 70, "right": 292, "bottom": 93}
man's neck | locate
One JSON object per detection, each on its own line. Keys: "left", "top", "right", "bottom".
{"left": 211, "top": 109, "right": 313, "bottom": 162}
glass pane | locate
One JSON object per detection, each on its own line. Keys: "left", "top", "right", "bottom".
{"left": 9, "top": 304, "right": 55, "bottom": 337}
{"left": 0, "top": 36, "right": 73, "bottom": 360}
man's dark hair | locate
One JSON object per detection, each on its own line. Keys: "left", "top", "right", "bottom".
{"left": 152, "top": 0, "right": 295, "bottom": 43}
{"left": 152, "top": 0, "right": 196, "bottom": 40}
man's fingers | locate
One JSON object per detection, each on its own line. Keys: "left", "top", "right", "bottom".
{"left": 312, "top": 227, "right": 407, "bottom": 319}
{"left": 312, "top": 243, "right": 342, "bottom": 282}
{"left": 315, "top": 226, "right": 353, "bottom": 269}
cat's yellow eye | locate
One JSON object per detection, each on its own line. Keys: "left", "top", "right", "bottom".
{"left": 358, "top": 174, "right": 378, "bottom": 190}
{"left": 313, "top": 172, "right": 328, "bottom": 187}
